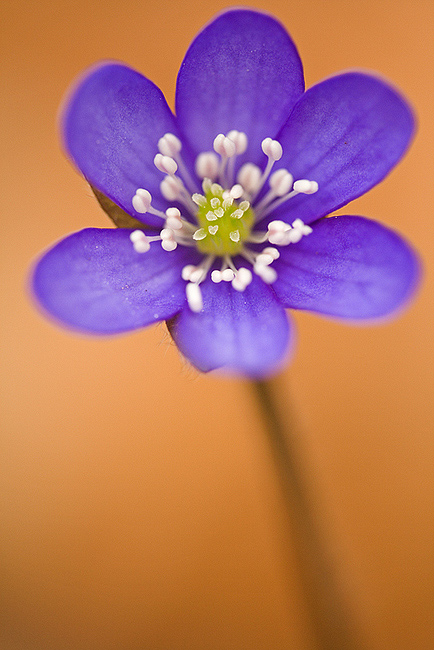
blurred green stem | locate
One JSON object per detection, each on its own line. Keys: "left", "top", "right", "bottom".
{"left": 252, "top": 378, "right": 359, "bottom": 650}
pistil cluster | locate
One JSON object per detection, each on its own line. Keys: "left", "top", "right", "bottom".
{"left": 130, "top": 130, "right": 318, "bottom": 312}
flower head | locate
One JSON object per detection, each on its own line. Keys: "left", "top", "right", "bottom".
{"left": 32, "top": 8, "right": 419, "bottom": 377}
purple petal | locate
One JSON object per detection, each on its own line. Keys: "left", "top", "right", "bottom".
{"left": 32, "top": 229, "right": 196, "bottom": 333}
{"left": 168, "top": 276, "right": 292, "bottom": 377}
{"left": 176, "top": 8, "right": 304, "bottom": 164}
{"left": 271, "top": 72, "right": 415, "bottom": 224}
{"left": 272, "top": 215, "right": 419, "bottom": 319}
{"left": 62, "top": 63, "right": 180, "bottom": 227}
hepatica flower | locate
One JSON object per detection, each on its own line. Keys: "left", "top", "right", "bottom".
{"left": 33, "top": 8, "right": 419, "bottom": 377}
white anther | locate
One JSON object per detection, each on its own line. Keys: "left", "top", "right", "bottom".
{"left": 239, "top": 200, "right": 250, "bottom": 212}
{"left": 192, "top": 228, "right": 206, "bottom": 241}
{"left": 160, "top": 227, "right": 177, "bottom": 251}
{"left": 222, "top": 197, "right": 234, "bottom": 210}
{"left": 129, "top": 230, "right": 150, "bottom": 253}
{"left": 189, "top": 268, "right": 204, "bottom": 283}
{"left": 267, "top": 220, "right": 292, "bottom": 245}
{"left": 132, "top": 188, "right": 152, "bottom": 213}
{"left": 182, "top": 265, "right": 196, "bottom": 281}
{"left": 221, "top": 268, "right": 235, "bottom": 281}
{"left": 226, "top": 130, "right": 248, "bottom": 154}
{"left": 261, "top": 137, "right": 283, "bottom": 161}
{"left": 186, "top": 282, "right": 203, "bottom": 312}
{"left": 210, "top": 197, "right": 220, "bottom": 209}
{"left": 287, "top": 229, "right": 303, "bottom": 243}
{"left": 255, "top": 253, "right": 274, "bottom": 266}
{"left": 160, "top": 176, "right": 182, "bottom": 201}
{"left": 293, "top": 179, "right": 314, "bottom": 194}
{"left": 254, "top": 264, "right": 277, "bottom": 284}
{"left": 211, "top": 270, "right": 222, "bottom": 283}
{"left": 307, "top": 181, "right": 319, "bottom": 194}
{"left": 206, "top": 211, "right": 218, "bottom": 221}
{"left": 224, "top": 137, "right": 237, "bottom": 157}
{"left": 160, "top": 228, "right": 173, "bottom": 240}
{"left": 262, "top": 246, "right": 280, "bottom": 260}
{"left": 154, "top": 153, "right": 178, "bottom": 175}
{"left": 192, "top": 193, "right": 207, "bottom": 207}
{"left": 232, "top": 209, "right": 243, "bottom": 219}
{"left": 269, "top": 169, "right": 294, "bottom": 196}
{"left": 229, "top": 184, "right": 244, "bottom": 199}
{"left": 232, "top": 267, "right": 252, "bottom": 291}
{"left": 158, "top": 133, "right": 182, "bottom": 157}
{"left": 208, "top": 225, "right": 219, "bottom": 235}
{"left": 195, "top": 152, "right": 220, "bottom": 180}
{"left": 214, "top": 207, "right": 224, "bottom": 218}
{"left": 213, "top": 134, "right": 226, "bottom": 155}
{"left": 292, "top": 218, "right": 313, "bottom": 234}
{"left": 237, "top": 163, "right": 262, "bottom": 194}
{"left": 229, "top": 230, "right": 240, "bottom": 242}
{"left": 165, "top": 207, "right": 182, "bottom": 230}
{"left": 161, "top": 239, "right": 177, "bottom": 251}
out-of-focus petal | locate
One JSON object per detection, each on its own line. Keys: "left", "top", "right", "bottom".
{"left": 62, "top": 63, "right": 180, "bottom": 226}
{"left": 176, "top": 8, "right": 304, "bottom": 165}
{"left": 273, "top": 215, "right": 419, "bottom": 319}
{"left": 271, "top": 72, "right": 415, "bottom": 224}
{"left": 33, "top": 228, "right": 195, "bottom": 333}
{"left": 168, "top": 276, "right": 293, "bottom": 377}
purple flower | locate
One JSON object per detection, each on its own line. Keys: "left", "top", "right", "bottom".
{"left": 32, "top": 8, "right": 419, "bottom": 377}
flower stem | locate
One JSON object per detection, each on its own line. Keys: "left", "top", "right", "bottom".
{"left": 251, "top": 378, "right": 360, "bottom": 650}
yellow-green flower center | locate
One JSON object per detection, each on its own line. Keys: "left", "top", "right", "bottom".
{"left": 193, "top": 185, "right": 255, "bottom": 255}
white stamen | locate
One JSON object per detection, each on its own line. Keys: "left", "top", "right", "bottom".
{"left": 213, "top": 134, "right": 226, "bottom": 155}
{"left": 255, "top": 253, "right": 274, "bottom": 266}
{"left": 261, "top": 137, "right": 283, "bottom": 161}
{"left": 214, "top": 207, "right": 224, "bottom": 218}
{"left": 232, "top": 209, "right": 243, "bottom": 219}
{"left": 160, "top": 176, "right": 182, "bottom": 201}
{"left": 254, "top": 264, "right": 277, "bottom": 284}
{"left": 222, "top": 196, "right": 234, "bottom": 210}
{"left": 211, "top": 270, "right": 222, "bottom": 283}
{"left": 161, "top": 239, "right": 177, "bottom": 251}
{"left": 195, "top": 152, "right": 220, "bottom": 180}
{"left": 182, "top": 265, "right": 196, "bottom": 281}
{"left": 239, "top": 200, "right": 250, "bottom": 212}
{"left": 262, "top": 246, "right": 280, "bottom": 260}
{"left": 229, "top": 230, "right": 240, "bottom": 242}
{"left": 227, "top": 130, "right": 248, "bottom": 155}
{"left": 189, "top": 268, "right": 204, "bottom": 283}
{"left": 267, "top": 220, "right": 292, "bottom": 245}
{"left": 237, "top": 163, "right": 262, "bottom": 195}
{"left": 232, "top": 267, "right": 253, "bottom": 292}
{"left": 129, "top": 230, "right": 150, "bottom": 253}
{"left": 210, "top": 197, "right": 220, "bottom": 209}
{"left": 160, "top": 228, "right": 177, "bottom": 251}
{"left": 269, "top": 169, "right": 294, "bottom": 196}
{"left": 208, "top": 225, "right": 219, "bottom": 235}
{"left": 221, "top": 268, "right": 235, "bottom": 282}
{"left": 293, "top": 179, "right": 316, "bottom": 194}
{"left": 186, "top": 282, "right": 203, "bottom": 312}
{"left": 154, "top": 153, "right": 178, "bottom": 176}
{"left": 132, "top": 188, "right": 152, "bottom": 213}
{"left": 158, "top": 133, "right": 182, "bottom": 157}
{"left": 206, "top": 211, "right": 218, "bottom": 221}
{"left": 165, "top": 207, "right": 182, "bottom": 230}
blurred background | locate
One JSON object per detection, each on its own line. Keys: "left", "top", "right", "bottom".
{"left": 1, "top": 0, "right": 433, "bottom": 648}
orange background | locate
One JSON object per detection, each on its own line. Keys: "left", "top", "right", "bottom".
{"left": 1, "top": 1, "right": 433, "bottom": 649}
